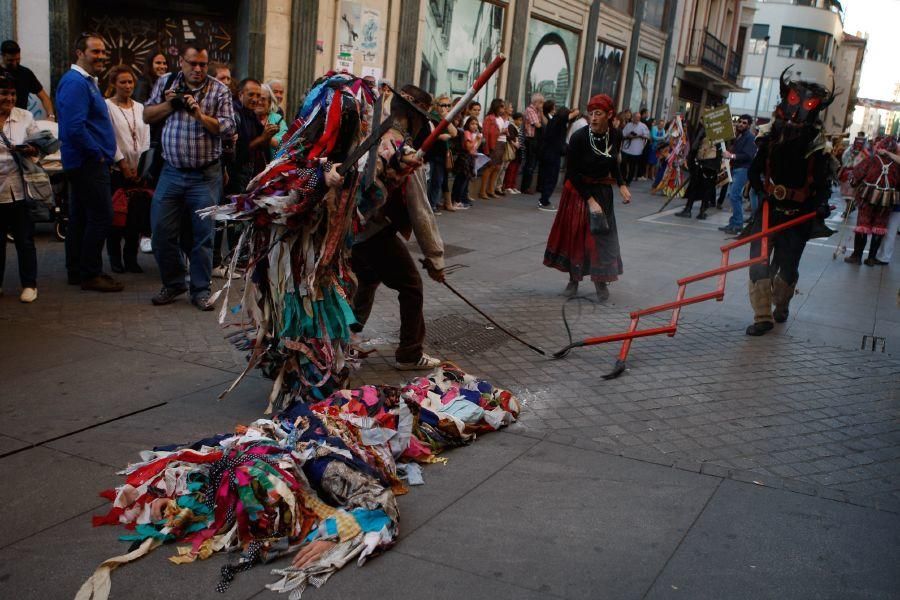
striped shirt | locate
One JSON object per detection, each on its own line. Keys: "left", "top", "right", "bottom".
{"left": 147, "top": 73, "right": 235, "bottom": 169}
{"left": 524, "top": 104, "right": 541, "bottom": 138}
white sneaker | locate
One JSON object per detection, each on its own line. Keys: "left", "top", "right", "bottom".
{"left": 140, "top": 237, "right": 152, "bottom": 253}
{"left": 20, "top": 287, "right": 37, "bottom": 303}
{"left": 396, "top": 353, "right": 442, "bottom": 371}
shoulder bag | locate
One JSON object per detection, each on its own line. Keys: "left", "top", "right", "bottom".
{"left": 0, "top": 130, "right": 54, "bottom": 222}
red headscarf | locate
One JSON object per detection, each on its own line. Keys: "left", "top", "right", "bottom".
{"left": 587, "top": 94, "right": 615, "bottom": 114}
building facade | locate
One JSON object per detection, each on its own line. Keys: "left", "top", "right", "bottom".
{"left": 827, "top": 31, "right": 866, "bottom": 136}
{"left": 4, "top": 0, "right": 753, "bottom": 122}
{"left": 729, "top": 0, "right": 846, "bottom": 129}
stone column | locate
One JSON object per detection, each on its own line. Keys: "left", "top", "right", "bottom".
{"left": 394, "top": 0, "right": 420, "bottom": 86}
{"left": 578, "top": 0, "right": 601, "bottom": 107}
{"left": 0, "top": 0, "right": 15, "bottom": 43}
{"left": 247, "top": 0, "right": 268, "bottom": 79}
{"left": 654, "top": 0, "right": 679, "bottom": 119}
{"left": 621, "top": 0, "right": 646, "bottom": 111}
{"left": 48, "top": 0, "right": 71, "bottom": 96}
{"left": 287, "top": 0, "right": 318, "bottom": 110}
{"left": 504, "top": 0, "right": 531, "bottom": 109}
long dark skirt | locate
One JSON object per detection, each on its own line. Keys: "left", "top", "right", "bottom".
{"left": 543, "top": 180, "right": 623, "bottom": 282}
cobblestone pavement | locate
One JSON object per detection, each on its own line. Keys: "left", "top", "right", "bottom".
{"left": 3, "top": 182, "right": 898, "bottom": 515}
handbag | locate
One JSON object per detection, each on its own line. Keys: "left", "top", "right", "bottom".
{"left": 503, "top": 141, "right": 517, "bottom": 162}
{"left": 589, "top": 206, "right": 610, "bottom": 236}
{"left": 0, "top": 130, "right": 54, "bottom": 222}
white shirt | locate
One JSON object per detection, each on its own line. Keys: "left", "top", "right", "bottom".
{"left": 496, "top": 116, "right": 508, "bottom": 143}
{"left": 622, "top": 121, "right": 650, "bottom": 156}
{"left": 105, "top": 98, "right": 150, "bottom": 170}
{"left": 70, "top": 64, "right": 99, "bottom": 87}
{"left": 0, "top": 107, "right": 40, "bottom": 203}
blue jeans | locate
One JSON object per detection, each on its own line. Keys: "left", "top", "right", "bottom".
{"left": 150, "top": 162, "right": 220, "bottom": 298}
{"left": 728, "top": 167, "right": 749, "bottom": 229}
{"left": 427, "top": 158, "right": 446, "bottom": 210}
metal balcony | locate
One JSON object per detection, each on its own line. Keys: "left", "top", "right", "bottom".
{"left": 685, "top": 28, "right": 744, "bottom": 90}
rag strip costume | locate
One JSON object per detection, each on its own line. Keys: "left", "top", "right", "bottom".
{"left": 544, "top": 94, "right": 625, "bottom": 285}
{"left": 844, "top": 136, "right": 900, "bottom": 265}
{"left": 839, "top": 138, "right": 869, "bottom": 201}
{"left": 201, "top": 73, "right": 375, "bottom": 411}
{"left": 653, "top": 116, "right": 688, "bottom": 198}
{"left": 78, "top": 365, "right": 520, "bottom": 600}
{"left": 745, "top": 69, "right": 834, "bottom": 336}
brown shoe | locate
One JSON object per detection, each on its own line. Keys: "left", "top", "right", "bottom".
{"left": 81, "top": 273, "right": 124, "bottom": 293}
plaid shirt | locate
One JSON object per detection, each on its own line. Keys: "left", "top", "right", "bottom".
{"left": 524, "top": 104, "right": 541, "bottom": 138}
{"left": 147, "top": 73, "right": 235, "bottom": 169}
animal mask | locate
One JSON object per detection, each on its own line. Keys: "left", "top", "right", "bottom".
{"left": 774, "top": 67, "right": 835, "bottom": 130}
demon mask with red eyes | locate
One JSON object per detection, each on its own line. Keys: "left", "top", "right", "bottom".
{"left": 772, "top": 66, "right": 835, "bottom": 140}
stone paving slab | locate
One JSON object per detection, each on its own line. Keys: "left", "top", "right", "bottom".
{"left": 644, "top": 479, "right": 900, "bottom": 600}
{"left": 396, "top": 439, "right": 720, "bottom": 600}
{"left": 0, "top": 446, "right": 118, "bottom": 548}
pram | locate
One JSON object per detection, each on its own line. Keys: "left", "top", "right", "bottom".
{"left": 32, "top": 120, "right": 68, "bottom": 241}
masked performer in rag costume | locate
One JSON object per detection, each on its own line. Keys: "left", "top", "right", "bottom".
{"left": 842, "top": 136, "right": 900, "bottom": 266}
{"left": 350, "top": 84, "right": 446, "bottom": 370}
{"left": 543, "top": 94, "right": 632, "bottom": 302}
{"left": 653, "top": 116, "right": 689, "bottom": 198}
{"left": 744, "top": 69, "right": 835, "bottom": 336}
{"left": 838, "top": 133, "right": 869, "bottom": 216}
{"left": 204, "top": 73, "right": 379, "bottom": 412}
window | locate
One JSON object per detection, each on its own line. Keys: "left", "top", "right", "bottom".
{"left": 590, "top": 41, "right": 624, "bottom": 102}
{"left": 778, "top": 26, "right": 833, "bottom": 63}
{"left": 748, "top": 24, "right": 769, "bottom": 54}
{"left": 643, "top": 0, "right": 667, "bottom": 29}
{"left": 606, "top": 0, "right": 633, "bottom": 16}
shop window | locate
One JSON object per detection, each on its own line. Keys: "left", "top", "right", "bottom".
{"left": 778, "top": 26, "right": 833, "bottom": 63}
{"left": 606, "top": 0, "right": 633, "bottom": 15}
{"left": 524, "top": 18, "right": 579, "bottom": 109}
{"left": 420, "top": 0, "right": 504, "bottom": 108}
{"left": 590, "top": 41, "right": 623, "bottom": 103}
{"left": 643, "top": 0, "right": 667, "bottom": 29}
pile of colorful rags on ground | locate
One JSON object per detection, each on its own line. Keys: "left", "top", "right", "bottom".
{"left": 202, "top": 73, "right": 377, "bottom": 412}
{"left": 77, "top": 364, "right": 520, "bottom": 600}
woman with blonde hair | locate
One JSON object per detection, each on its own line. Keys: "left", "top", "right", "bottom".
{"left": 258, "top": 83, "right": 288, "bottom": 154}
{"left": 425, "top": 93, "right": 457, "bottom": 212}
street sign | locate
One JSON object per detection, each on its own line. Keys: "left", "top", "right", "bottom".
{"left": 703, "top": 105, "right": 735, "bottom": 143}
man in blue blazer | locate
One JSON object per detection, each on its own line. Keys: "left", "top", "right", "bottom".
{"left": 57, "top": 33, "right": 123, "bottom": 292}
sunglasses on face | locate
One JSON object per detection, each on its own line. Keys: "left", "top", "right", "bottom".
{"left": 184, "top": 60, "right": 208, "bottom": 69}
{"left": 438, "top": 103, "right": 451, "bottom": 108}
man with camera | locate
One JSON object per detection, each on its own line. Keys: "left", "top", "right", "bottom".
{"left": 143, "top": 44, "right": 235, "bottom": 310}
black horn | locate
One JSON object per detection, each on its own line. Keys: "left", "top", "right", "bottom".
{"left": 779, "top": 66, "right": 793, "bottom": 98}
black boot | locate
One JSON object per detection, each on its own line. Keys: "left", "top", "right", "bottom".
{"left": 864, "top": 235, "right": 884, "bottom": 266}
{"left": 844, "top": 233, "right": 866, "bottom": 264}
{"left": 594, "top": 281, "right": 610, "bottom": 302}
{"left": 675, "top": 207, "right": 691, "bottom": 218}
{"left": 696, "top": 210, "right": 708, "bottom": 220}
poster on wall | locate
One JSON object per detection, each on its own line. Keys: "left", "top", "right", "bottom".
{"left": 339, "top": 1, "right": 383, "bottom": 65}
{"left": 630, "top": 55, "right": 659, "bottom": 114}
{"left": 590, "top": 41, "right": 623, "bottom": 102}
{"left": 420, "top": 0, "right": 504, "bottom": 109}
{"left": 524, "top": 18, "right": 580, "bottom": 109}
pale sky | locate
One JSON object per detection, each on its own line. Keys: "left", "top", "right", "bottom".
{"left": 841, "top": 0, "right": 899, "bottom": 100}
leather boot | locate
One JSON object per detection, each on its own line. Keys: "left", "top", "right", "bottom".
{"left": 594, "top": 281, "right": 610, "bottom": 302}
{"left": 746, "top": 278, "right": 774, "bottom": 336}
{"left": 563, "top": 280, "right": 579, "bottom": 298}
{"left": 864, "top": 235, "right": 884, "bottom": 266}
{"left": 844, "top": 233, "right": 866, "bottom": 264}
{"left": 772, "top": 276, "right": 794, "bottom": 323}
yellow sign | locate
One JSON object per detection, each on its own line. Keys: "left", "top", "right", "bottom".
{"left": 703, "top": 105, "right": 735, "bottom": 143}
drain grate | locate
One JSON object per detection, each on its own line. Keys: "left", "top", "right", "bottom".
{"left": 860, "top": 335, "right": 886, "bottom": 352}
{"left": 426, "top": 314, "right": 512, "bottom": 355}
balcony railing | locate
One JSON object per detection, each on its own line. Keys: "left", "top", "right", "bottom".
{"left": 688, "top": 28, "right": 742, "bottom": 86}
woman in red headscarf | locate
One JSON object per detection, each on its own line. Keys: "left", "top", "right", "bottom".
{"left": 844, "top": 136, "right": 900, "bottom": 265}
{"left": 543, "top": 94, "right": 632, "bottom": 301}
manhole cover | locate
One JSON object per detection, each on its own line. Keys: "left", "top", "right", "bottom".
{"left": 427, "top": 314, "right": 512, "bottom": 355}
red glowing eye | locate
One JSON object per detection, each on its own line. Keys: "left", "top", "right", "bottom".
{"left": 787, "top": 90, "right": 800, "bottom": 105}
{"left": 804, "top": 98, "right": 820, "bottom": 110}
